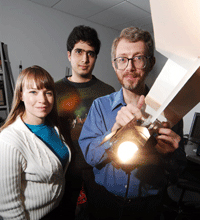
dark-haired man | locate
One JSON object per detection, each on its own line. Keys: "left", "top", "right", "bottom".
{"left": 79, "top": 27, "right": 187, "bottom": 219}
{"left": 55, "top": 25, "right": 115, "bottom": 219}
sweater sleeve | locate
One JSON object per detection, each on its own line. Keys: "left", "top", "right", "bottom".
{"left": 0, "top": 143, "right": 27, "bottom": 220}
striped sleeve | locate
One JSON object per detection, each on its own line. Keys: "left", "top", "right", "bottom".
{"left": 0, "top": 143, "right": 27, "bottom": 220}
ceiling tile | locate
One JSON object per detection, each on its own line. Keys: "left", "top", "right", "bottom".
{"left": 127, "top": 0, "right": 151, "bottom": 13}
{"left": 133, "top": 15, "right": 152, "bottom": 26}
{"left": 30, "top": 0, "right": 60, "bottom": 7}
{"left": 112, "top": 15, "right": 152, "bottom": 30}
{"left": 141, "top": 24, "right": 154, "bottom": 34}
{"left": 27, "top": 0, "right": 153, "bottom": 34}
{"left": 87, "top": 1, "right": 150, "bottom": 28}
{"left": 53, "top": 0, "right": 125, "bottom": 19}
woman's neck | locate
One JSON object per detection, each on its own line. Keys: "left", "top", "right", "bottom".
{"left": 21, "top": 113, "right": 45, "bottom": 125}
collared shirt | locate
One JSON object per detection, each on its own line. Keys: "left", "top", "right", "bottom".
{"left": 79, "top": 88, "right": 160, "bottom": 198}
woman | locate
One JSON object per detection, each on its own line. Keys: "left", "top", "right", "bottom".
{"left": 0, "top": 65, "right": 71, "bottom": 220}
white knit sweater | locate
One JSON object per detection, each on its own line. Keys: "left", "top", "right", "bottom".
{"left": 0, "top": 117, "right": 71, "bottom": 220}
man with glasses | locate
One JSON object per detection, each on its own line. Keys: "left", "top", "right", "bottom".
{"left": 55, "top": 25, "right": 115, "bottom": 219}
{"left": 79, "top": 27, "right": 187, "bottom": 219}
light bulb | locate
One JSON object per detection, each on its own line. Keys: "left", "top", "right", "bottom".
{"left": 117, "top": 141, "right": 138, "bottom": 163}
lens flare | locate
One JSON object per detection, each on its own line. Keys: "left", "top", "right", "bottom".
{"left": 117, "top": 141, "right": 138, "bottom": 163}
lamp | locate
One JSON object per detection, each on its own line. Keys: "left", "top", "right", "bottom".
{"left": 102, "top": 117, "right": 162, "bottom": 173}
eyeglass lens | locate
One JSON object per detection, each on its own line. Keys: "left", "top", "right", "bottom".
{"left": 115, "top": 57, "right": 147, "bottom": 70}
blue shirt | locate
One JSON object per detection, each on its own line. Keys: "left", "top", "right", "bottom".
{"left": 79, "top": 88, "right": 159, "bottom": 198}
{"left": 26, "top": 123, "right": 69, "bottom": 167}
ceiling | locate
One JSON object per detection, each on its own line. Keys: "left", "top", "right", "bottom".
{"left": 27, "top": 0, "right": 153, "bottom": 33}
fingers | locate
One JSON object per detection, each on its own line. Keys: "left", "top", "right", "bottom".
{"left": 161, "top": 121, "right": 170, "bottom": 128}
{"left": 137, "top": 95, "right": 145, "bottom": 110}
{"left": 155, "top": 127, "right": 181, "bottom": 154}
{"left": 112, "top": 95, "right": 145, "bottom": 132}
{"left": 117, "top": 106, "right": 135, "bottom": 122}
{"left": 155, "top": 140, "right": 175, "bottom": 154}
{"left": 124, "top": 104, "right": 143, "bottom": 120}
{"left": 157, "top": 128, "right": 181, "bottom": 144}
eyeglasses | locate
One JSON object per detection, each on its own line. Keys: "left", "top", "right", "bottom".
{"left": 74, "top": 48, "right": 96, "bottom": 58}
{"left": 113, "top": 56, "right": 150, "bottom": 70}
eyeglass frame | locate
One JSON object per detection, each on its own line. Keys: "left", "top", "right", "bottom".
{"left": 113, "top": 56, "right": 151, "bottom": 70}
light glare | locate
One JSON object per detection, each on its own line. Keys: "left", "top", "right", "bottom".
{"left": 117, "top": 141, "right": 138, "bottom": 163}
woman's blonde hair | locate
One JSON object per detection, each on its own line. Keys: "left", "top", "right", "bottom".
{"left": 0, "top": 65, "right": 61, "bottom": 133}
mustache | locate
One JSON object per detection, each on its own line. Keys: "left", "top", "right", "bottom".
{"left": 123, "top": 72, "right": 139, "bottom": 78}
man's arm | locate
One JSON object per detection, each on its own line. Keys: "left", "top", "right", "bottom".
{"left": 79, "top": 100, "right": 112, "bottom": 167}
{"left": 160, "top": 119, "right": 187, "bottom": 182}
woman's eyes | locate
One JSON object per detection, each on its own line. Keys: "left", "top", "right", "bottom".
{"left": 30, "top": 90, "right": 37, "bottom": 94}
{"left": 46, "top": 91, "right": 53, "bottom": 95}
{"left": 29, "top": 90, "right": 53, "bottom": 95}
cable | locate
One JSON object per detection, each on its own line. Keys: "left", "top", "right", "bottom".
{"left": 118, "top": 172, "right": 131, "bottom": 220}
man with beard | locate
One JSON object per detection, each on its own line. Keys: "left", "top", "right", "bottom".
{"left": 78, "top": 27, "right": 187, "bottom": 220}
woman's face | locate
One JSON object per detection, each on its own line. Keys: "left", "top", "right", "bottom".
{"left": 21, "top": 80, "right": 54, "bottom": 125}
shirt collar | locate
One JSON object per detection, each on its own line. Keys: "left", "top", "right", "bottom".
{"left": 111, "top": 85, "right": 149, "bottom": 111}
{"left": 111, "top": 88, "right": 126, "bottom": 111}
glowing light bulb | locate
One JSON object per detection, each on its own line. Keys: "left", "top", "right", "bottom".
{"left": 117, "top": 141, "right": 138, "bottom": 163}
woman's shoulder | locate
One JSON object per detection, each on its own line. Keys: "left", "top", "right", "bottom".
{"left": 0, "top": 118, "right": 30, "bottom": 145}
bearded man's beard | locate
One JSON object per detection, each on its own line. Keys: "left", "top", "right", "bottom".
{"left": 117, "top": 72, "right": 146, "bottom": 93}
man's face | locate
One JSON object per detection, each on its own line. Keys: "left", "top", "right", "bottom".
{"left": 112, "top": 39, "right": 152, "bottom": 92}
{"left": 68, "top": 41, "right": 97, "bottom": 79}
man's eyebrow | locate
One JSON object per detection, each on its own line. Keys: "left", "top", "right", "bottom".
{"left": 87, "top": 50, "right": 96, "bottom": 54}
{"left": 116, "top": 53, "right": 127, "bottom": 57}
{"left": 116, "top": 52, "right": 145, "bottom": 57}
{"left": 74, "top": 48, "right": 95, "bottom": 53}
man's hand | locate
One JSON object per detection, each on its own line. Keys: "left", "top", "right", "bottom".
{"left": 155, "top": 122, "right": 181, "bottom": 154}
{"left": 111, "top": 95, "right": 145, "bottom": 132}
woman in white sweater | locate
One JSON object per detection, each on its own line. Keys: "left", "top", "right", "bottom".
{"left": 0, "top": 66, "right": 71, "bottom": 220}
